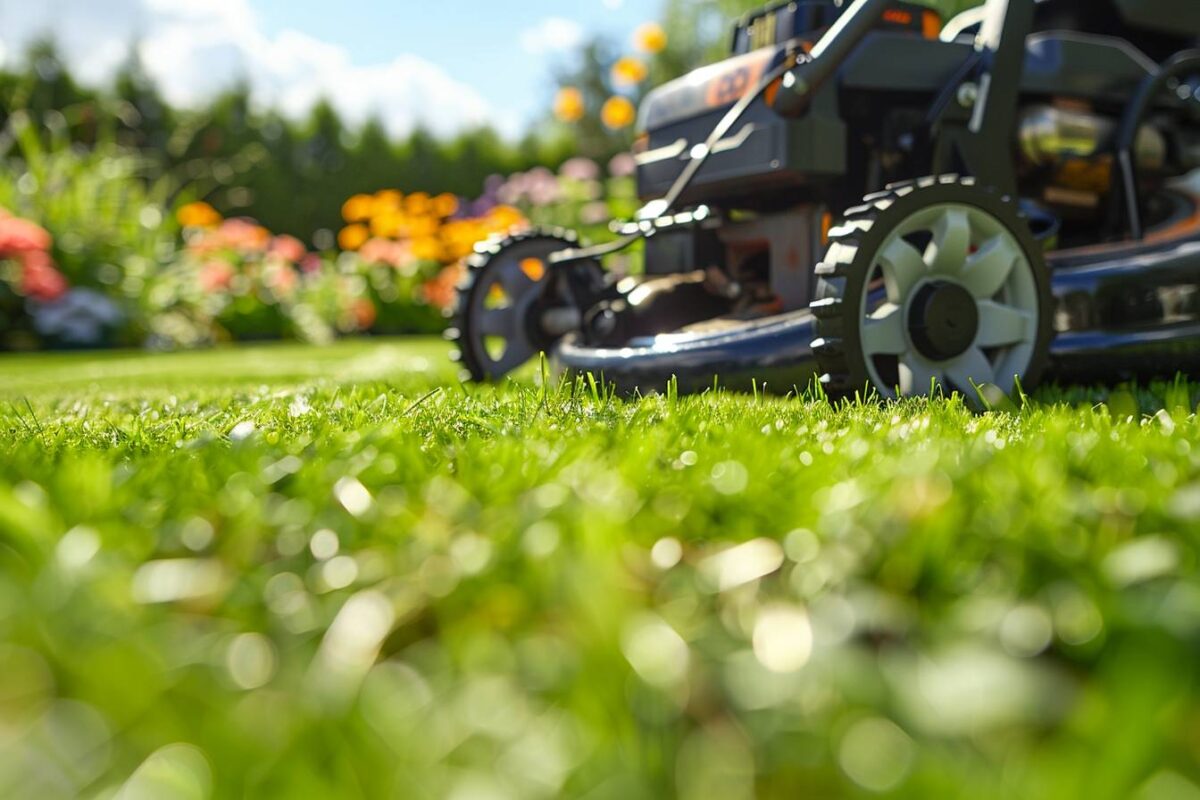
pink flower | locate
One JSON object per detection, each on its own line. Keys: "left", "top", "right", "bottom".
{"left": 608, "top": 152, "right": 637, "bottom": 178}
{"left": 359, "top": 237, "right": 412, "bottom": 269}
{"left": 199, "top": 260, "right": 235, "bottom": 293}
{"left": 268, "top": 234, "right": 306, "bottom": 263}
{"left": 581, "top": 202, "right": 610, "bottom": 226}
{"left": 300, "top": 253, "right": 324, "bottom": 274}
{"left": 0, "top": 216, "right": 53, "bottom": 257}
{"left": 20, "top": 250, "right": 68, "bottom": 302}
{"left": 560, "top": 157, "right": 601, "bottom": 182}
{"left": 265, "top": 263, "right": 298, "bottom": 295}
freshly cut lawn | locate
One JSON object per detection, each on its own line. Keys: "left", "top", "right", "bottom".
{"left": 1, "top": 339, "right": 1198, "bottom": 799}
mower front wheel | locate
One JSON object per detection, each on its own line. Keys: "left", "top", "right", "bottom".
{"left": 811, "top": 177, "right": 1053, "bottom": 401}
{"left": 450, "top": 229, "right": 604, "bottom": 382}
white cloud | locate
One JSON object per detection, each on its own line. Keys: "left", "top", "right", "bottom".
{"left": 0, "top": 0, "right": 508, "bottom": 138}
{"left": 520, "top": 17, "right": 584, "bottom": 56}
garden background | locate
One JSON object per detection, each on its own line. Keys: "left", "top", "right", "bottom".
{"left": 0, "top": 0, "right": 979, "bottom": 353}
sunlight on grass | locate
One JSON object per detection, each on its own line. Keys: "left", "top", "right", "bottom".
{"left": 1, "top": 339, "right": 1199, "bottom": 798}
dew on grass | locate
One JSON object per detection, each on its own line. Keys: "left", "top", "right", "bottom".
{"left": 701, "top": 538, "right": 784, "bottom": 592}
{"left": 622, "top": 613, "right": 689, "bottom": 689}
{"left": 131, "top": 559, "right": 228, "bottom": 604}
{"left": 309, "top": 528, "right": 340, "bottom": 560}
{"left": 334, "top": 477, "right": 374, "bottom": 518}
{"left": 752, "top": 604, "right": 812, "bottom": 673}
{"left": 56, "top": 525, "right": 100, "bottom": 571}
{"left": 651, "top": 537, "right": 683, "bottom": 570}
{"left": 320, "top": 555, "right": 359, "bottom": 590}
{"left": 226, "top": 633, "right": 277, "bottom": 690}
{"left": 116, "top": 742, "right": 211, "bottom": 800}
{"left": 838, "top": 717, "right": 914, "bottom": 792}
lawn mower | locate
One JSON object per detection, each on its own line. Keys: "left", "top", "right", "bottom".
{"left": 450, "top": 0, "right": 1200, "bottom": 398}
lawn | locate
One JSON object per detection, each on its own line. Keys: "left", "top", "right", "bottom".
{"left": 1, "top": 339, "right": 1198, "bottom": 799}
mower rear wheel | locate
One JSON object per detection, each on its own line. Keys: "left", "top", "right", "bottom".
{"left": 450, "top": 228, "right": 602, "bottom": 382}
{"left": 811, "top": 177, "right": 1053, "bottom": 401}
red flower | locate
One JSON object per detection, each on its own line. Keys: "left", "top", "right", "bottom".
{"left": 20, "top": 250, "right": 69, "bottom": 302}
{"left": 0, "top": 216, "right": 53, "bottom": 257}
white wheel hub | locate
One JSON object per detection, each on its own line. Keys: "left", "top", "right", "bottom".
{"left": 858, "top": 203, "right": 1039, "bottom": 398}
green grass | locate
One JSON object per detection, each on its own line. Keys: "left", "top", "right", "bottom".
{"left": 1, "top": 340, "right": 1199, "bottom": 799}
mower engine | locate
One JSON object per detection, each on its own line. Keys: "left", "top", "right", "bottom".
{"left": 1017, "top": 103, "right": 1200, "bottom": 234}
{"left": 633, "top": 0, "right": 941, "bottom": 309}
{"left": 636, "top": 0, "right": 938, "bottom": 206}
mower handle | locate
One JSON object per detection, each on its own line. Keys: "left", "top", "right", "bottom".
{"left": 547, "top": 0, "right": 889, "bottom": 268}
{"left": 774, "top": 0, "right": 891, "bottom": 118}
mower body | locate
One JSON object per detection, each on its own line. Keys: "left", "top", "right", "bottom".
{"left": 591, "top": 0, "right": 1200, "bottom": 389}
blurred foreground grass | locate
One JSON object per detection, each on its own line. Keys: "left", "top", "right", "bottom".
{"left": 1, "top": 340, "right": 1199, "bottom": 799}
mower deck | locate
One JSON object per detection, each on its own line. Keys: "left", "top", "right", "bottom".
{"left": 556, "top": 202, "right": 1200, "bottom": 393}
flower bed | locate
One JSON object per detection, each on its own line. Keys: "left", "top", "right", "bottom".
{"left": 0, "top": 142, "right": 637, "bottom": 351}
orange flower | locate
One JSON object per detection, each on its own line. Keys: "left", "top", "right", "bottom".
{"left": 341, "top": 194, "right": 374, "bottom": 223}
{"left": 601, "top": 96, "right": 637, "bottom": 130}
{"left": 338, "top": 224, "right": 370, "bottom": 251}
{"left": 177, "top": 201, "right": 222, "bottom": 229}
{"left": 611, "top": 56, "right": 648, "bottom": 88}
{"left": 554, "top": 87, "right": 586, "bottom": 123}
{"left": 351, "top": 297, "right": 377, "bottom": 330}
{"left": 422, "top": 262, "right": 464, "bottom": 311}
{"left": 633, "top": 22, "right": 667, "bottom": 54}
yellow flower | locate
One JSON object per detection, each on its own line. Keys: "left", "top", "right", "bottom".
{"left": 341, "top": 194, "right": 374, "bottom": 223}
{"left": 177, "top": 201, "right": 221, "bottom": 229}
{"left": 411, "top": 237, "right": 443, "bottom": 262}
{"left": 633, "top": 22, "right": 667, "bottom": 55}
{"left": 601, "top": 96, "right": 637, "bottom": 130}
{"left": 407, "top": 215, "right": 439, "bottom": 238}
{"left": 404, "top": 192, "right": 432, "bottom": 216}
{"left": 374, "top": 189, "right": 403, "bottom": 211}
{"left": 370, "top": 212, "right": 402, "bottom": 240}
{"left": 611, "top": 56, "right": 648, "bottom": 88}
{"left": 433, "top": 193, "right": 459, "bottom": 218}
{"left": 487, "top": 205, "right": 526, "bottom": 231}
{"left": 554, "top": 87, "right": 586, "bottom": 124}
{"left": 338, "top": 224, "right": 370, "bottom": 251}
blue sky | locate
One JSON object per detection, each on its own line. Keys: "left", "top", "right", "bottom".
{"left": 0, "top": 0, "right": 657, "bottom": 138}
{"left": 251, "top": 0, "right": 648, "bottom": 130}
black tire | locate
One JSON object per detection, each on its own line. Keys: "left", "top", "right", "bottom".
{"left": 811, "top": 176, "right": 1054, "bottom": 401}
{"left": 449, "top": 228, "right": 600, "bottom": 382}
